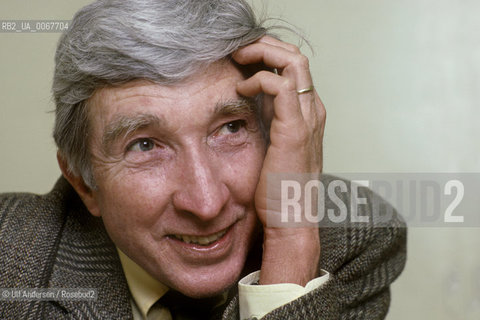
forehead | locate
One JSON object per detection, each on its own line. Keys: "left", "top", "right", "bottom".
{"left": 87, "top": 61, "right": 245, "bottom": 126}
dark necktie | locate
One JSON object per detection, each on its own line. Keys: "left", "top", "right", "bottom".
{"left": 155, "top": 290, "right": 227, "bottom": 320}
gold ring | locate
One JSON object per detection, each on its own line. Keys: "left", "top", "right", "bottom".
{"left": 296, "top": 85, "right": 314, "bottom": 95}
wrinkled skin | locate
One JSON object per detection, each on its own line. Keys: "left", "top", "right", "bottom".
{"left": 59, "top": 36, "right": 326, "bottom": 298}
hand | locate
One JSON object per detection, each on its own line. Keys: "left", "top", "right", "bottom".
{"left": 233, "top": 36, "right": 326, "bottom": 286}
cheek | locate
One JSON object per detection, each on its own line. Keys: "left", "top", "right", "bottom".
{"left": 94, "top": 180, "right": 169, "bottom": 255}
{"left": 222, "top": 140, "right": 266, "bottom": 201}
{"left": 94, "top": 172, "right": 169, "bottom": 226}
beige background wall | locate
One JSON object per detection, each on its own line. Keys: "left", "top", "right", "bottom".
{"left": 1, "top": 0, "right": 479, "bottom": 318}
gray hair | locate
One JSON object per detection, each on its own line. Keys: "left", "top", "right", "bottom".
{"left": 52, "top": 0, "right": 269, "bottom": 188}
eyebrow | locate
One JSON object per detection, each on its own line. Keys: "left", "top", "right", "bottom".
{"left": 214, "top": 98, "right": 258, "bottom": 117}
{"left": 102, "top": 113, "right": 164, "bottom": 152}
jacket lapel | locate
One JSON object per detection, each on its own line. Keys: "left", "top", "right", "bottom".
{"left": 46, "top": 182, "right": 132, "bottom": 319}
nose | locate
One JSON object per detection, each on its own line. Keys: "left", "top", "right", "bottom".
{"left": 172, "top": 148, "right": 229, "bottom": 221}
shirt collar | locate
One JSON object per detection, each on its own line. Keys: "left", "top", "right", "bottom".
{"left": 117, "top": 248, "right": 169, "bottom": 319}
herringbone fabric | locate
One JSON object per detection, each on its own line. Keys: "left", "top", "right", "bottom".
{"left": 0, "top": 176, "right": 407, "bottom": 319}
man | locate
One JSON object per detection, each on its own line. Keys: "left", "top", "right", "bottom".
{"left": 0, "top": 0, "right": 406, "bottom": 319}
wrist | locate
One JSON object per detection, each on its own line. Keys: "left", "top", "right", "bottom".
{"left": 260, "top": 227, "right": 320, "bottom": 286}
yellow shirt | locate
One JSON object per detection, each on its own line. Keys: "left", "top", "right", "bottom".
{"left": 117, "top": 249, "right": 330, "bottom": 320}
{"left": 117, "top": 249, "right": 171, "bottom": 320}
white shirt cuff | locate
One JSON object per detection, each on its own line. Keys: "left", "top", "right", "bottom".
{"left": 238, "top": 269, "right": 330, "bottom": 320}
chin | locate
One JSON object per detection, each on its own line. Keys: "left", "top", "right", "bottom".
{"left": 171, "top": 260, "right": 246, "bottom": 299}
{"left": 180, "top": 283, "right": 233, "bottom": 299}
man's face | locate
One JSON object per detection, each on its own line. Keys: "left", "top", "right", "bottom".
{"left": 85, "top": 62, "right": 266, "bottom": 298}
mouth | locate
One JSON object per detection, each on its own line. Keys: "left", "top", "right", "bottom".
{"left": 171, "top": 228, "right": 228, "bottom": 246}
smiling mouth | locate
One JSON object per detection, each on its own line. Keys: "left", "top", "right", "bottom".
{"left": 172, "top": 229, "right": 228, "bottom": 246}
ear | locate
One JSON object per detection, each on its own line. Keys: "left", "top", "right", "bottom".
{"left": 57, "top": 151, "right": 102, "bottom": 217}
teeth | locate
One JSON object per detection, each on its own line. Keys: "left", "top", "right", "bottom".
{"left": 174, "top": 229, "right": 227, "bottom": 246}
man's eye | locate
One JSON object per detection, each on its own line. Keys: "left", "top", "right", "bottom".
{"left": 127, "top": 138, "right": 155, "bottom": 152}
{"left": 219, "top": 120, "right": 246, "bottom": 135}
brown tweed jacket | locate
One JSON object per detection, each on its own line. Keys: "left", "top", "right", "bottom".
{"left": 0, "top": 176, "right": 406, "bottom": 319}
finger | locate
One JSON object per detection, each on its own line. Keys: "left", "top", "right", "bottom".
{"left": 314, "top": 91, "right": 327, "bottom": 136}
{"left": 314, "top": 91, "right": 326, "bottom": 123}
{"left": 262, "top": 94, "right": 274, "bottom": 131}
{"left": 234, "top": 42, "right": 316, "bottom": 119}
{"left": 236, "top": 71, "right": 304, "bottom": 124}
{"left": 257, "top": 35, "right": 301, "bottom": 54}
{"left": 234, "top": 42, "right": 294, "bottom": 69}
{"left": 233, "top": 42, "right": 313, "bottom": 91}
{"left": 255, "top": 36, "right": 302, "bottom": 78}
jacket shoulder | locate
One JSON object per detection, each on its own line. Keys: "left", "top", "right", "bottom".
{"left": 0, "top": 178, "right": 73, "bottom": 288}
